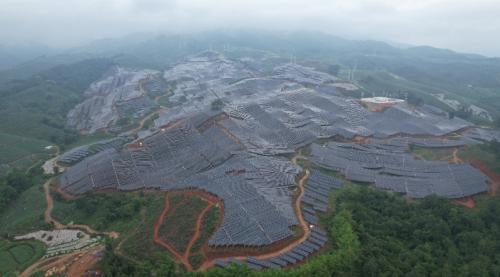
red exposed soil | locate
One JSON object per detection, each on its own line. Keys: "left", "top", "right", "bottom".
{"left": 153, "top": 192, "right": 193, "bottom": 271}
{"left": 20, "top": 246, "right": 104, "bottom": 277}
{"left": 153, "top": 190, "right": 223, "bottom": 271}
{"left": 154, "top": 193, "right": 182, "bottom": 255}
{"left": 471, "top": 159, "right": 500, "bottom": 196}
{"left": 454, "top": 197, "right": 476, "bottom": 209}
{"left": 65, "top": 248, "right": 103, "bottom": 277}
{"left": 184, "top": 203, "right": 215, "bottom": 261}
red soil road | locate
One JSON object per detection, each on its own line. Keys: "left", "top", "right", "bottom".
{"left": 183, "top": 202, "right": 215, "bottom": 261}
{"left": 471, "top": 159, "right": 500, "bottom": 196}
{"left": 155, "top": 155, "right": 311, "bottom": 272}
{"left": 20, "top": 245, "right": 104, "bottom": 277}
{"left": 452, "top": 148, "right": 463, "bottom": 164}
{"left": 198, "top": 169, "right": 312, "bottom": 270}
{"left": 65, "top": 247, "right": 103, "bottom": 277}
{"left": 153, "top": 192, "right": 192, "bottom": 271}
{"left": 241, "top": 169, "right": 311, "bottom": 260}
{"left": 154, "top": 191, "right": 220, "bottom": 271}
{"left": 44, "top": 179, "right": 119, "bottom": 238}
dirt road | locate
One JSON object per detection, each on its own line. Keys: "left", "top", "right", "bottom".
{"left": 198, "top": 155, "right": 311, "bottom": 270}
{"left": 129, "top": 109, "right": 165, "bottom": 135}
{"left": 43, "top": 178, "right": 64, "bottom": 229}
{"left": 153, "top": 193, "right": 193, "bottom": 270}
{"left": 229, "top": 169, "right": 311, "bottom": 261}
{"left": 184, "top": 202, "right": 214, "bottom": 261}
{"left": 20, "top": 245, "right": 104, "bottom": 277}
{"left": 452, "top": 148, "right": 463, "bottom": 164}
{"left": 44, "top": 178, "right": 118, "bottom": 238}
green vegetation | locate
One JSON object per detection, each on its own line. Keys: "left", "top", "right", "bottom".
{"left": 351, "top": 69, "right": 452, "bottom": 111}
{"left": 142, "top": 113, "right": 160, "bottom": 130}
{"left": 0, "top": 239, "right": 46, "bottom": 276}
{"left": 52, "top": 190, "right": 173, "bottom": 263}
{"left": 100, "top": 240, "right": 181, "bottom": 277}
{"left": 190, "top": 206, "right": 219, "bottom": 264}
{"left": 0, "top": 132, "right": 53, "bottom": 165}
{"left": 188, "top": 254, "right": 204, "bottom": 271}
{"left": 200, "top": 186, "right": 500, "bottom": 276}
{"left": 158, "top": 95, "right": 173, "bottom": 107}
{"left": 89, "top": 180, "right": 500, "bottom": 276}
{"left": 210, "top": 99, "right": 225, "bottom": 111}
{"left": 0, "top": 171, "right": 33, "bottom": 212}
{"left": 0, "top": 185, "right": 48, "bottom": 236}
{"left": 329, "top": 186, "right": 500, "bottom": 276}
{"left": 118, "top": 194, "right": 166, "bottom": 262}
{"left": 411, "top": 146, "right": 455, "bottom": 161}
{"left": 0, "top": 58, "right": 113, "bottom": 175}
{"left": 0, "top": 171, "right": 50, "bottom": 236}
{"left": 0, "top": 59, "right": 112, "bottom": 143}
{"left": 159, "top": 194, "right": 207, "bottom": 253}
{"left": 51, "top": 191, "right": 148, "bottom": 233}
{"left": 187, "top": 205, "right": 221, "bottom": 269}
{"left": 459, "top": 140, "right": 500, "bottom": 172}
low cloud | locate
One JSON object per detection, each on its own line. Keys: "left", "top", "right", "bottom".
{"left": 1, "top": 0, "right": 499, "bottom": 56}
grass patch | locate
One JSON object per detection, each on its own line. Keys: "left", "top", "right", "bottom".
{"left": 51, "top": 191, "right": 148, "bottom": 234}
{"left": 52, "top": 190, "right": 169, "bottom": 262}
{"left": 158, "top": 95, "right": 173, "bottom": 107}
{"left": 0, "top": 132, "right": 53, "bottom": 165}
{"left": 190, "top": 205, "right": 219, "bottom": 251}
{"left": 411, "top": 146, "right": 454, "bottom": 161}
{"left": 119, "top": 194, "right": 166, "bottom": 262}
{"left": 0, "top": 239, "right": 46, "bottom": 276}
{"left": 0, "top": 132, "right": 55, "bottom": 177}
{"left": 189, "top": 253, "right": 204, "bottom": 269}
{"left": 158, "top": 194, "right": 207, "bottom": 254}
{"left": 189, "top": 204, "right": 220, "bottom": 270}
{"left": 459, "top": 145, "right": 500, "bottom": 172}
{"left": 0, "top": 184, "right": 48, "bottom": 236}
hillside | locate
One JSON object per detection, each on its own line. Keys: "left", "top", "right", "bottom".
{"left": 69, "top": 31, "right": 500, "bottom": 119}
{"left": 0, "top": 58, "right": 114, "bottom": 175}
{"left": 0, "top": 32, "right": 499, "bottom": 276}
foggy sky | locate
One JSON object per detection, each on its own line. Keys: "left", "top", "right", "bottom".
{"left": 1, "top": 0, "right": 499, "bottom": 56}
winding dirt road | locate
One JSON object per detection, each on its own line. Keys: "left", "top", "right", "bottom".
{"left": 43, "top": 178, "right": 64, "bottom": 229}
{"left": 229, "top": 169, "right": 311, "bottom": 261}
{"left": 153, "top": 193, "right": 193, "bottom": 271}
{"left": 452, "top": 148, "right": 463, "bottom": 164}
{"left": 198, "top": 154, "right": 311, "bottom": 270}
{"left": 43, "top": 178, "right": 118, "bottom": 238}
{"left": 184, "top": 203, "right": 215, "bottom": 261}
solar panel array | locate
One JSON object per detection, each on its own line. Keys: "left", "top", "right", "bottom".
{"left": 214, "top": 228, "right": 328, "bottom": 270}
{"left": 58, "top": 136, "right": 130, "bottom": 166}
{"left": 60, "top": 52, "right": 489, "bottom": 253}
{"left": 310, "top": 142, "right": 489, "bottom": 198}
{"left": 302, "top": 171, "right": 343, "bottom": 213}
{"left": 60, "top": 114, "right": 300, "bottom": 246}
{"left": 463, "top": 128, "right": 500, "bottom": 143}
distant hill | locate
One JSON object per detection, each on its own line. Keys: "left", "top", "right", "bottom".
{"left": 68, "top": 31, "right": 500, "bottom": 118}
